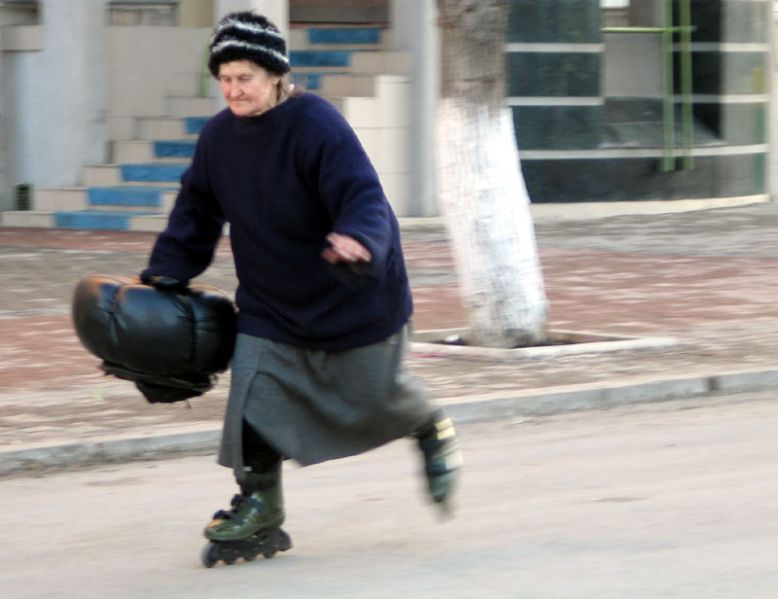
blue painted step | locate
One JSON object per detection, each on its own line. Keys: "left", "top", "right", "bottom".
{"left": 88, "top": 186, "right": 177, "bottom": 208}
{"left": 153, "top": 140, "right": 196, "bottom": 159}
{"left": 54, "top": 210, "right": 157, "bottom": 231}
{"left": 308, "top": 28, "right": 381, "bottom": 45}
{"left": 184, "top": 116, "right": 209, "bottom": 135}
{"left": 289, "top": 50, "right": 351, "bottom": 68}
{"left": 121, "top": 163, "right": 188, "bottom": 183}
{"left": 293, "top": 72, "right": 321, "bottom": 90}
{"left": 292, "top": 72, "right": 346, "bottom": 91}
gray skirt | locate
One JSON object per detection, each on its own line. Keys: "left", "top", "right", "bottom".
{"left": 217, "top": 326, "right": 436, "bottom": 477}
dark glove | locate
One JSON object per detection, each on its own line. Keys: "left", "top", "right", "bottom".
{"left": 139, "top": 273, "right": 189, "bottom": 291}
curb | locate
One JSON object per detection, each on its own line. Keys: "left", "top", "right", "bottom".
{"left": 444, "top": 369, "right": 778, "bottom": 422}
{"left": 1, "top": 430, "right": 221, "bottom": 478}
{"left": 2, "top": 368, "right": 777, "bottom": 477}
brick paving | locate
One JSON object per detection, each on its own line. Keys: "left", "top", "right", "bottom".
{"left": 2, "top": 202, "right": 778, "bottom": 450}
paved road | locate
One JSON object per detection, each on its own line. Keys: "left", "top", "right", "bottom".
{"left": 3, "top": 391, "right": 778, "bottom": 598}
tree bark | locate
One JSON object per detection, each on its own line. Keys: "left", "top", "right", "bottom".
{"left": 435, "top": 0, "right": 548, "bottom": 348}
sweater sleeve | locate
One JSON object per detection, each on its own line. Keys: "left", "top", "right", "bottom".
{"left": 308, "top": 104, "right": 394, "bottom": 279}
{"left": 141, "top": 136, "right": 225, "bottom": 284}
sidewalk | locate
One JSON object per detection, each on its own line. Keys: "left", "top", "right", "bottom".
{"left": 2, "top": 202, "right": 778, "bottom": 475}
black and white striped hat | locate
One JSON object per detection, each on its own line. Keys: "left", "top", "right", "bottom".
{"left": 208, "top": 11, "right": 290, "bottom": 77}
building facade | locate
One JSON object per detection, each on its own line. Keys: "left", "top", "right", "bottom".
{"left": 0, "top": 0, "right": 774, "bottom": 229}
{"left": 509, "top": 0, "right": 772, "bottom": 207}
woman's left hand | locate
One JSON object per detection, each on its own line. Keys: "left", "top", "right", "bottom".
{"left": 322, "top": 232, "right": 372, "bottom": 265}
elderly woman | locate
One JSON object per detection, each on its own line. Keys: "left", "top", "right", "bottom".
{"left": 141, "top": 11, "right": 462, "bottom": 566}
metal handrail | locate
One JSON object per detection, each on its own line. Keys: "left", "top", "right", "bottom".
{"left": 679, "top": 0, "right": 694, "bottom": 170}
{"left": 603, "top": 0, "right": 695, "bottom": 171}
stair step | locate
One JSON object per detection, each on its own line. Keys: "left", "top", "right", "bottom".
{"left": 88, "top": 186, "right": 177, "bottom": 208}
{"left": 113, "top": 140, "right": 154, "bottom": 163}
{"left": 168, "top": 96, "right": 218, "bottom": 117}
{"left": 2, "top": 209, "right": 169, "bottom": 232}
{"left": 325, "top": 76, "right": 410, "bottom": 128}
{"left": 289, "top": 27, "right": 385, "bottom": 50}
{"left": 136, "top": 118, "right": 193, "bottom": 139}
{"left": 53, "top": 209, "right": 160, "bottom": 231}
{"left": 121, "top": 163, "right": 188, "bottom": 183}
{"left": 351, "top": 51, "right": 410, "bottom": 75}
{"left": 153, "top": 139, "right": 197, "bottom": 158}
{"left": 184, "top": 116, "right": 210, "bottom": 135}
{"left": 35, "top": 186, "right": 175, "bottom": 212}
{"left": 320, "top": 74, "right": 377, "bottom": 97}
{"left": 135, "top": 116, "right": 210, "bottom": 140}
{"left": 84, "top": 163, "right": 188, "bottom": 186}
{"left": 127, "top": 213, "right": 169, "bottom": 232}
{"left": 290, "top": 50, "right": 352, "bottom": 68}
{"left": 34, "top": 187, "right": 90, "bottom": 211}
{"left": 292, "top": 72, "right": 347, "bottom": 91}
{"left": 308, "top": 28, "right": 381, "bottom": 45}
{"left": 1, "top": 211, "right": 55, "bottom": 228}
{"left": 113, "top": 139, "right": 196, "bottom": 163}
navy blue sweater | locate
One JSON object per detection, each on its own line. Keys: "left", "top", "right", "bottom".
{"left": 142, "top": 93, "right": 413, "bottom": 350}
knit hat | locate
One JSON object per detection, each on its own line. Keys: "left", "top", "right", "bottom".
{"left": 208, "top": 11, "right": 290, "bottom": 77}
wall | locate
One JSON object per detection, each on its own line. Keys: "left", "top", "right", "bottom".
{"left": 179, "top": 0, "right": 215, "bottom": 26}
{"left": 507, "top": 0, "right": 604, "bottom": 167}
{"left": 2, "top": 44, "right": 39, "bottom": 209}
{"left": 510, "top": 0, "right": 771, "bottom": 204}
{"left": 106, "top": 26, "right": 212, "bottom": 140}
{"left": 0, "top": 6, "right": 39, "bottom": 210}
{"left": 2, "top": 0, "right": 107, "bottom": 207}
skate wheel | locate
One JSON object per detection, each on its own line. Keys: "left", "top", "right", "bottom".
{"left": 263, "top": 550, "right": 277, "bottom": 559}
{"left": 277, "top": 529, "right": 293, "bottom": 552}
{"left": 244, "top": 553, "right": 257, "bottom": 562}
{"left": 201, "top": 543, "right": 219, "bottom": 568}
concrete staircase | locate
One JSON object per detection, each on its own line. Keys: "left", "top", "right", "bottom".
{"left": 2, "top": 26, "right": 411, "bottom": 231}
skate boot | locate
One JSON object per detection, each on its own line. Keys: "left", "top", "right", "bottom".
{"left": 415, "top": 412, "right": 463, "bottom": 515}
{"left": 201, "top": 467, "right": 292, "bottom": 567}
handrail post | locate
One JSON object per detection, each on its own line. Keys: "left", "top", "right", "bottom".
{"left": 662, "top": 0, "right": 676, "bottom": 171}
{"left": 602, "top": 2, "right": 698, "bottom": 172}
{"left": 679, "top": 0, "right": 695, "bottom": 170}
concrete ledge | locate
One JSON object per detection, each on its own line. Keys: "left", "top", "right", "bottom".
{"left": 529, "top": 195, "right": 770, "bottom": 221}
{"left": 3, "top": 369, "right": 778, "bottom": 478}
{"left": 396, "top": 196, "right": 772, "bottom": 229}
{"left": 34, "top": 188, "right": 89, "bottom": 212}
{"left": 0, "top": 211, "right": 55, "bottom": 228}
{"left": 412, "top": 328, "right": 679, "bottom": 361}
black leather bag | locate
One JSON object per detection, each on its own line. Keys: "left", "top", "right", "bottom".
{"left": 72, "top": 275, "right": 237, "bottom": 403}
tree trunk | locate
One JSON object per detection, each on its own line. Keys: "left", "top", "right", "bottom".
{"left": 435, "top": 0, "right": 548, "bottom": 348}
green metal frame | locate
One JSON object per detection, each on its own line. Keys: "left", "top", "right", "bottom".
{"left": 603, "top": 0, "right": 695, "bottom": 171}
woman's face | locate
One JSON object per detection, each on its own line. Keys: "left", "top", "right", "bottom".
{"left": 217, "top": 60, "right": 280, "bottom": 117}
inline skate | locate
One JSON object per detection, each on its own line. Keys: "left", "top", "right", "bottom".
{"left": 415, "top": 412, "right": 463, "bottom": 514}
{"left": 201, "top": 467, "right": 292, "bottom": 567}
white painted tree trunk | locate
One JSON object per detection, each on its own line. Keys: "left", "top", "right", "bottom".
{"left": 436, "top": 99, "right": 548, "bottom": 348}
{"left": 435, "top": 0, "right": 548, "bottom": 348}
